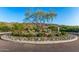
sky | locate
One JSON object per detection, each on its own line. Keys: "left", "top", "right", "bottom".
{"left": 0, "top": 7, "right": 79, "bottom": 25}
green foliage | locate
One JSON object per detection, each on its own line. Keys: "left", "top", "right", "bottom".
{"left": 55, "top": 32, "right": 67, "bottom": 37}
{"left": 46, "top": 33, "right": 52, "bottom": 37}
{"left": 24, "top": 8, "right": 56, "bottom": 30}
{"left": 36, "top": 32, "right": 44, "bottom": 37}
{"left": 55, "top": 33, "right": 61, "bottom": 36}
{"left": 0, "top": 25, "right": 12, "bottom": 32}
{"left": 12, "top": 23, "right": 25, "bottom": 31}
{"left": 12, "top": 30, "right": 36, "bottom": 37}
{"left": 48, "top": 25, "right": 58, "bottom": 31}
{"left": 61, "top": 32, "right": 67, "bottom": 35}
{"left": 60, "top": 25, "right": 79, "bottom": 32}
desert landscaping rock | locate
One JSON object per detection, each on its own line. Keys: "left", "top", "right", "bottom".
{"left": 1, "top": 35, "right": 78, "bottom": 44}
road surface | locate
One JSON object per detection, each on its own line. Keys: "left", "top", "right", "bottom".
{"left": 0, "top": 37, "right": 79, "bottom": 52}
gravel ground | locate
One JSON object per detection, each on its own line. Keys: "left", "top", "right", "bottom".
{"left": 0, "top": 37, "right": 79, "bottom": 52}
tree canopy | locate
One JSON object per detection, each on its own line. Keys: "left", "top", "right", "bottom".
{"left": 24, "top": 8, "right": 57, "bottom": 24}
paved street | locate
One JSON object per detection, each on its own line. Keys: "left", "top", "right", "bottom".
{"left": 0, "top": 37, "right": 79, "bottom": 52}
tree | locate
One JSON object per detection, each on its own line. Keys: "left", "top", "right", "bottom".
{"left": 23, "top": 8, "right": 32, "bottom": 23}
{"left": 45, "top": 11, "right": 56, "bottom": 23}
{"left": 32, "top": 10, "right": 46, "bottom": 31}
{"left": 24, "top": 8, "right": 57, "bottom": 32}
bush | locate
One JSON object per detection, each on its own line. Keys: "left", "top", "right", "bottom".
{"left": 48, "top": 25, "right": 58, "bottom": 31}
{"left": 12, "top": 31, "right": 20, "bottom": 36}
{"left": 12, "top": 30, "right": 36, "bottom": 37}
{"left": 12, "top": 23, "right": 25, "bottom": 31}
{"left": 55, "top": 32, "right": 67, "bottom": 36}
{"left": 55, "top": 32, "right": 62, "bottom": 36}
{"left": 26, "top": 33, "right": 34, "bottom": 37}
{"left": 0, "top": 25, "right": 12, "bottom": 32}
{"left": 61, "top": 32, "right": 67, "bottom": 35}
{"left": 47, "top": 33, "right": 52, "bottom": 37}
{"left": 37, "top": 32, "right": 44, "bottom": 37}
{"left": 55, "top": 33, "right": 60, "bottom": 36}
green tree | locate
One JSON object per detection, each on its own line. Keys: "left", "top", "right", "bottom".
{"left": 24, "top": 8, "right": 32, "bottom": 23}
{"left": 45, "top": 11, "right": 56, "bottom": 23}
{"left": 24, "top": 8, "right": 57, "bottom": 32}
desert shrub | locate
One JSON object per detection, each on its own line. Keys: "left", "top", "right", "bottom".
{"left": 55, "top": 32, "right": 67, "bottom": 36}
{"left": 36, "top": 32, "right": 44, "bottom": 37}
{"left": 25, "top": 33, "right": 34, "bottom": 37}
{"left": 11, "top": 23, "right": 25, "bottom": 36}
{"left": 61, "top": 32, "right": 67, "bottom": 35}
{"left": 0, "top": 25, "right": 12, "bottom": 32}
{"left": 12, "top": 23, "right": 25, "bottom": 31}
{"left": 12, "top": 31, "right": 20, "bottom": 36}
{"left": 12, "top": 31, "right": 25, "bottom": 36}
{"left": 47, "top": 33, "right": 52, "bottom": 37}
{"left": 55, "top": 33, "right": 60, "bottom": 36}
{"left": 48, "top": 25, "right": 58, "bottom": 31}
{"left": 55, "top": 33, "right": 61, "bottom": 36}
{"left": 12, "top": 30, "right": 36, "bottom": 37}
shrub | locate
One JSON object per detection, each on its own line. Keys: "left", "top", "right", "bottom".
{"left": 26, "top": 33, "right": 34, "bottom": 37}
{"left": 12, "top": 31, "right": 20, "bottom": 36}
{"left": 61, "top": 32, "right": 67, "bottom": 35}
{"left": 54, "top": 32, "right": 67, "bottom": 36}
{"left": 36, "top": 32, "right": 44, "bottom": 37}
{"left": 48, "top": 25, "right": 58, "bottom": 31}
{"left": 12, "top": 30, "right": 36, "bottom": 37}
{"left": 47, "top": 33, "right": 52, "bottom": 37}
{"left": 12, "top": 23, "right": 25, "bottom": 31}
{"left": 55, "top": 33, "right": 61, "bottom": 36}
{"left": 0, "top": 25, "right": 12, "bottom": 32}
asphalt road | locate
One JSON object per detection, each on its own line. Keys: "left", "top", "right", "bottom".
{"left": 0, "top": 37, "right": 79, "bottom": 52}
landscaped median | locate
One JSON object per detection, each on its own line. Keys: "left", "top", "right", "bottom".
{"left": 1, "top": 35, "right": 78, "bottom": 44}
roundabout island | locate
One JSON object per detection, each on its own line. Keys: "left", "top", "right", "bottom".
{"left": 0, "top": 32, "right": 78, "bottom": 44}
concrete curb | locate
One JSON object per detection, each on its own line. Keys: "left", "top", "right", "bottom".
{"left": 1, "top": 35, "right": 78, "bottom": 44}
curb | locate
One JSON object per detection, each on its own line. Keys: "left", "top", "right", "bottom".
{"left": 1, "top": 35, "right": 78, "bottom": 44}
